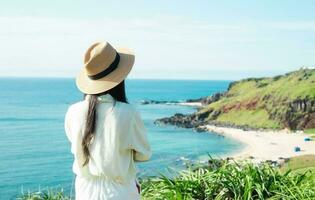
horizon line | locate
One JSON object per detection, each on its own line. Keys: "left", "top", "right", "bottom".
{"left": 0, "top": 75, "right": 235, "bottom": 82}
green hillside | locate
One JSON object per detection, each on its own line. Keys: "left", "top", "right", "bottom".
{"left": 198, "top": 68, "right": 315, "bottom": 130}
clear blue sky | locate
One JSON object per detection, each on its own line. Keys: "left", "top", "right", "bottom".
{"left": 0, "top": 0, "right": 314, "bottom": 80}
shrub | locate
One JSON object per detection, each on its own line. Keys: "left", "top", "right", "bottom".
{"left": 17, "top": 187, "right": 70, "bottom": 200}
{"left": 141, "top": 159, "right": 315, "bottom": 200}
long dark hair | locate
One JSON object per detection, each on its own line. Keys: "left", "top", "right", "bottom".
{"left": 82, "top": 80, "right": 128, "bottom": 166}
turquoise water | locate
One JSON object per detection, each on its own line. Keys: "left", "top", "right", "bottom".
{"left": 0, "top": 78, "right": 243, "bottom": 199}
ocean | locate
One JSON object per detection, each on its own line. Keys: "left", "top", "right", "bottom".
{"left": 0, "top": 78, "right": 243, "bottom": 199}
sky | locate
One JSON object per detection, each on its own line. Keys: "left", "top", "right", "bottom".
{"left": 0, "top": 0, "right": 315, "bottom": 80}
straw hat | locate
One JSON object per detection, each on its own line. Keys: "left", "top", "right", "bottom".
{"left": 76, "top": 41, "right": 135, "bottom": 94}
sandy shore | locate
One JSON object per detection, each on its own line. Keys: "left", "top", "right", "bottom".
{"left": 205, "top": 125, "right": 315, "bottom": 163}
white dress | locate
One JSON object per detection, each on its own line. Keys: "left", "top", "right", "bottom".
{"left": 64, "top": 94, "right": 152, "bottom": 200}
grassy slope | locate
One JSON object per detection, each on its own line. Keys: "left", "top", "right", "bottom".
{"left": 305, "top": 128, "right": 315, "bottom": 140}
{"left": 199, "top": 68, "right": 315, "bottom": 129}
{"left": 305, "top": 128, "right": 315, "bottom": 134}
{"left": 280, "top": 155, "right": 315, "bottom": 179}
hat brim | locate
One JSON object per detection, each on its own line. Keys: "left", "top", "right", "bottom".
{"left": 76, "top": 48, "right": 135, "bottom": 94}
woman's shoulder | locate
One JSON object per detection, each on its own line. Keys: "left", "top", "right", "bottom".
{"left": 115, "top": 101, "right": 139, "bottom": 116}
{"left": 66, "top": 100, "right": 88, "bottom": 117}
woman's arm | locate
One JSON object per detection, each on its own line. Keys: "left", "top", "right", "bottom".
{"left": 130, "top": 110, "right": 152, "bottom": 162}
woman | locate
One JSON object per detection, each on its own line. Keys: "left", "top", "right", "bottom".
{"left": 64, "top": 41, "right": 152, "bottom": 200}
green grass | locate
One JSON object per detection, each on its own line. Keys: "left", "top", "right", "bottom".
{"left": 17, "top": 157, "right": 315, "bottom": 200}
{"left": 215, "top": 109, "right": 280, "bottom": 129}
{"left": 141, "top": 159, "right": 315, "bottom": 200}
{"left": 258, "top": 69, "right": 315, "bottom": 100}
{"left": 292, "top": 167, "right": 315, "bottom": 179}
{"left": 305, "top": 128, "right": 315, "bottom": 134}
{"left": 304, "top": 129, "right": 315, "bottom": 139}
{"left": 17, "top": 187, "right": 70, "bottom": 200}
{"left": 280, "top": 155, "right": 315, "bottom": 174}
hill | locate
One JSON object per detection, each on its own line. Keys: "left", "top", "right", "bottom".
{"left": 157, "top": 68, "right": 315, "bottom": 130}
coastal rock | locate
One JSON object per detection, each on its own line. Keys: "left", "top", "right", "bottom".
{"left": 281, "top": 98, "right": 315, "bottom": 129}
{"left": 194, "top": 126, "right": 208, "bottom": 132}
{"left": 186, "top": 92, "right": 226, "bottom": 106}
{"left": 155, "top": 113, "right": 210, "bottom": 130}
{"left": 154, "top": 111, "right": 257, "bottom": 132}
{"left": 140, "top": 91, "right": 225, "bottom": 107}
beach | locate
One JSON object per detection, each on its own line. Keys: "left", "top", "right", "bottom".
{"left": 205, "top": 125, "right": 315, "bottom": 163}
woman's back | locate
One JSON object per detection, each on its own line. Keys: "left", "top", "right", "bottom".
{"left": 65, "top": 94, "right": 151, "bottom": 199}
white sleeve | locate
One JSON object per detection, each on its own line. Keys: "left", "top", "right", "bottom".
{"left": 129, "top": 110, "right": 152, "bottom": 162}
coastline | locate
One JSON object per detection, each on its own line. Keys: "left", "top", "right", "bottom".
{"left": 177, "top": 102, "right": 203, "bottom": 107}
{"left": 204, "top": 125, "right": 315, "bottom": 163}
{"left": 155, "top": 99, "right": 315, "bottom": 164}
